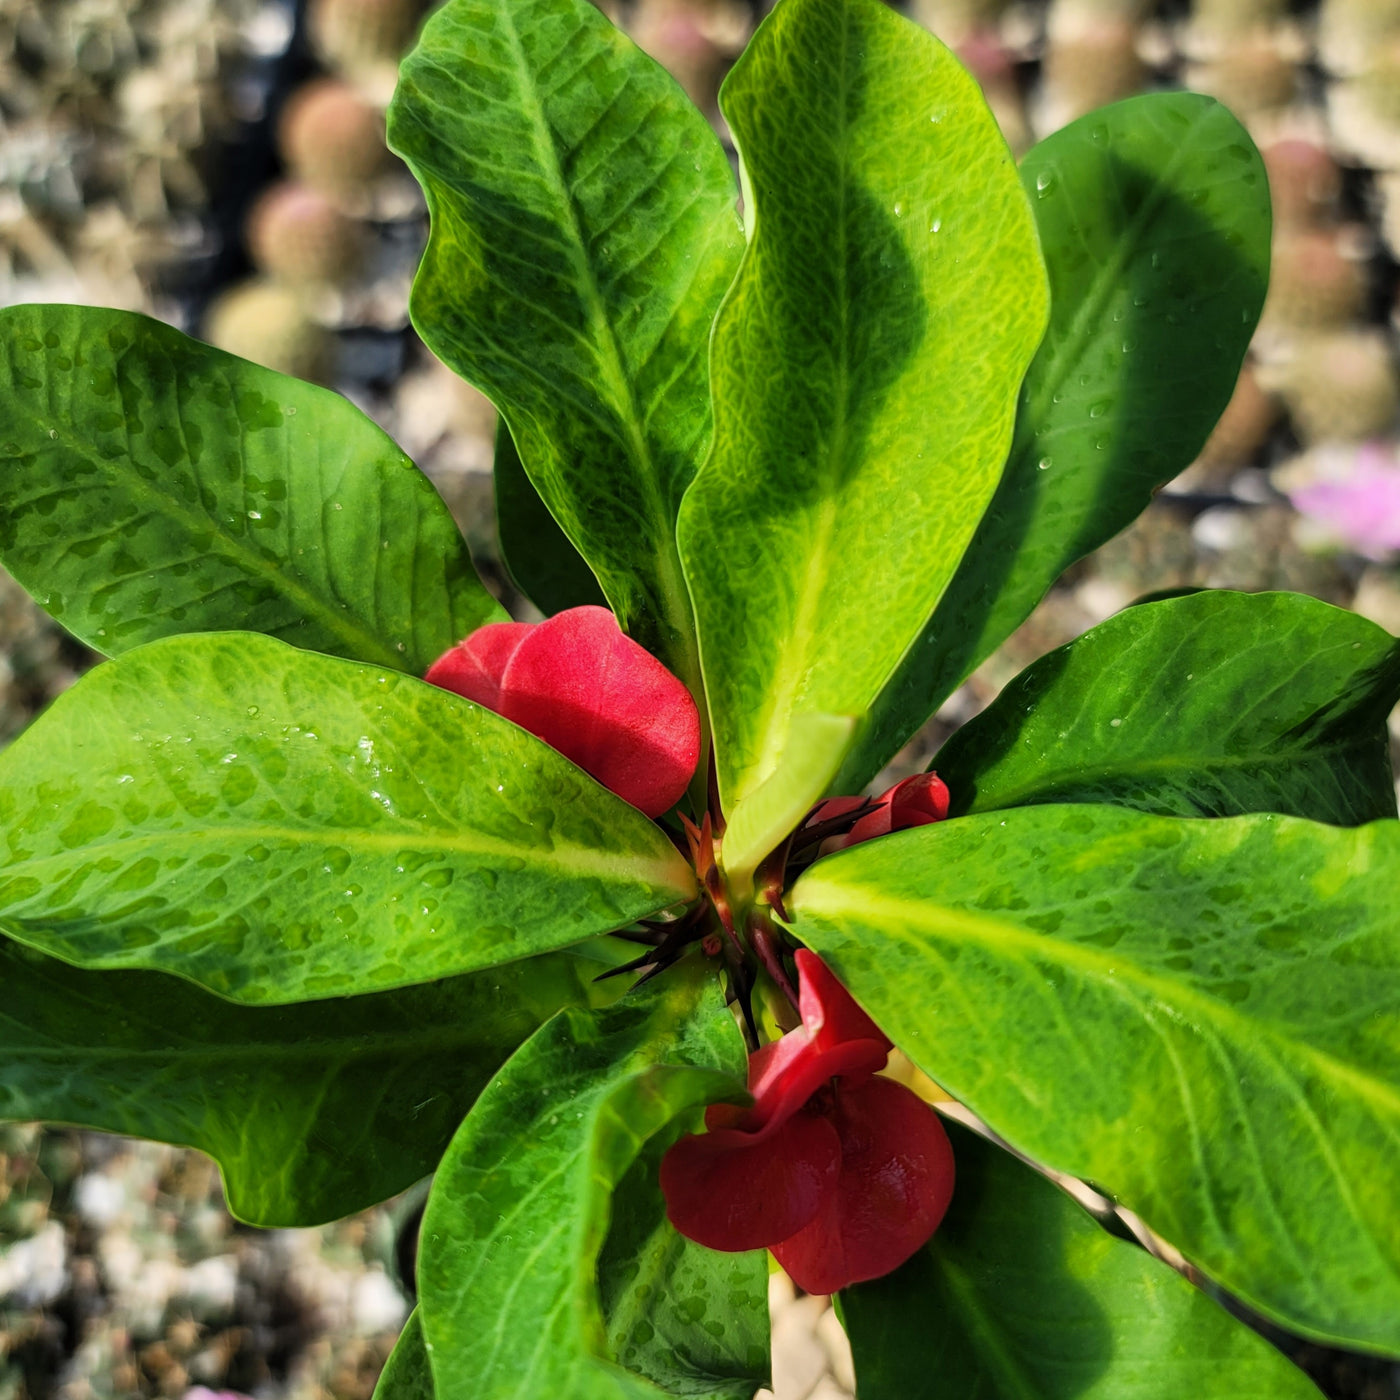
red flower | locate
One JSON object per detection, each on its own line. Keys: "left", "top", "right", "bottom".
{"left": 425, "top": 606, "right": 700, "bottom": 818}
{"left": 660, "top": 949, "right": 955, "bottom": 1294}
{"left": 809, "top": 771, "right": 950, "bottom": 852}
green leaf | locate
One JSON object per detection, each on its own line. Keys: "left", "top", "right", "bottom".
{"left": 493, "top": 420, "right": 606, "bottom": 615}
{"left": 387, "top": 0, "right": 743, "bottom": 689}
{"left": 375, "top": 1312, "right": 434, "bottom": 1400}
{"left": 0, "top": 304, "right": 502, "bottom": 672}
{"left": 842, "top": 1120, "right": 1324, "bottom": 1399}
{"left": 416, "top": 968, "right": 768, "bottom": 1399}
{"left": 598, "top": 1106, "right": 770, "bottom": 1397}
{"left": 838, "top": 93, "right": 1271, "bottom": 789}
{"left": 720, "top": 712, "right": 855, "bottom": 891}
{"left": 935, "top": 590, "right": 1400, "bottom": 826}
{"left": 0, "top": 632, "right": 696, "bottom": 1004}
{"left": 0, "top": 936, "right": 609, "bottom": 1227}
{"left": 678, "top": 0, "right": 1047, "bottom": 815}
{"left": 790, "top": 805, "right": 1400, "bottom": 1353}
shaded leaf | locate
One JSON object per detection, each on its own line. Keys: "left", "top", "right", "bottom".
{"left": 494, "top": 421, "right": 605, "bottom": 615}
{"left": 417, "top": 967, "right": 768, "bottom": 1399}
{"left": 0, "top": 936, "right": 613, "bottom": 1226}
{"left": 679, "top": 0, "right": 1046, "bottom": 813}
{"left": 838, "top": 93, "right": 1270, "bottom": 789}
{"left": 388, "top": 0, "right": 742, "bottom": 687}
{"left": 0, "top": 304, "right": 501, "bottom": 671}
{"left": 599, "top": 1113, "right": 770, "bottom": 1396}
{"left": 936, "top": 590, "right": 1400, "bottom": 825}
{"left": 0, "top": 633, "right": 695, "bottom": 1004}
{"left": 791, "top": 805, "right": 1400, "bottom": 1353}
{"left": 843, "top": 1120, "right": 1323, "bottom": 1399}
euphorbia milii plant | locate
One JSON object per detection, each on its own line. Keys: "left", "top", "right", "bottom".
{"left": 0, "top": 0, "right": 1398, "bottom": 1393}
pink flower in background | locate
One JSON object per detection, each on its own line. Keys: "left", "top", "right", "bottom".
{"left": 1287, "top": 441, "right": 1400, "bottom": 560}
{"left": 183, "top": 1390, "right": 252, "bottom": 1400}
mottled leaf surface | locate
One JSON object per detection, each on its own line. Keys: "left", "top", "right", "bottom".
{"left": 494, "top": 422, "right": 605, "bottom": 615}
{"left": 388, "top": 0, "right": 742, "bottom": 688}
{"left": 417, "top": 969, "right": 768, "bottom": 1399}
{"left": 843, "top": 1121, "right": 1323, "bottom": 1399}
{"left": 0, "top": 937, "right": 612, "bottom": 1226}
{"left": 0, "top": 633, "right": 695, "bottom": 1004}
{"left": 598, "top": 1109, "right": 770, "bottom": 1396}
{"left": 375, "top": 1312, "right": 434, "bottom": 1400}
{"left": 839, "top": 93, "right": 1270, "bottom": 789}
{"left": 679, "top": 0, "right": 1046, "bottom": 812}
{"left": 0, "top": 304, "right": 501, "bottom": 671}
{"left": 936, "top": 591, "right": 1400, "bottom": 825}
{"left": 792, "top": 806, "right": 1400, "bottom": 1352}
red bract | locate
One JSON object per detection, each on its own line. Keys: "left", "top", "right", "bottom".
{"left": 425, "top": 605, "right": 700, "bottom": 818}
{"left": 812, "top": 771, "right": 950, "bottom": 851}
{"left": 659, "top": 950, "right": 955, "bottom": 1294}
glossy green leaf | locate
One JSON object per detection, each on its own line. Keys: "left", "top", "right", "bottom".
{"left": 0, "top": 936, "right": 611, "bottom": 1227}
{"left": 720, "top": 712, "right": 855, "bottom": 891}
{"left": 375, "top": 1312, "right": 434, "bottom": 1400}
{"left": 0, "top": 632, "right": 696, "bottom": 1004}
{"left": 598, "top": 1104, "right": 770, "bottom": 1397}
{"left": 842, "top": 1120, "right": 1323, "bottom": 1399}
{"left": 417, "top": 968, "right": 768, "bottom": 1399}
{"left": 838, "top": 93, "right": 1271, "bottom": 789}
{"left": 387, "top": 0, "right": 743, "bottom": 690}
{"left": 0, "top": 304, "right": 502, "bottom": 671}
{"left": 679, "top": 0, "right": 1047, "bottom": 814}
{"left": 791, "top": 805, "right": 1400, "bottom": 1353}
{"left": 494, "top": 421, "right": 605, "bottom": 615}
{"left": 935, "top": 590, "right": 1400, "bottom": 825}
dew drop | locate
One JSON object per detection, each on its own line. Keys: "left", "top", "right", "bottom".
{"left": 1038, "top": 457, "right": 1052, "bottom": 470}
{"left": 1035, "top": 170, "right": 1054, "bottom": 192}
{"left": 930, "top": 217, "right": 942, "bottom": 233}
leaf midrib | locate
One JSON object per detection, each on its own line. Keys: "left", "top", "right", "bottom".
{"left": 795, "top": 878, "right": 1400, "bottom": 1123}
{"left": 496, "top": 2, "right": 700, "bottom": 681}
{"left": 41, "top": 353, "right": 405, "bottom": 669}
{"left": 935, "top": 1252, "right": 1043, "bottom": 1400}
{"left": 2, "top": 822, "right": 695, "bottom": 896}
{"left": 739, "top": 7, "right": 857, "bottom": 802}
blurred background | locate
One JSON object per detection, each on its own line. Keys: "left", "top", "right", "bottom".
{"left": 2, "top": 0, "right": 1400, "bottom": 1396}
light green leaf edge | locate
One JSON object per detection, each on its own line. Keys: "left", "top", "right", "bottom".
{"left": 934, "top": 589, "right": 1400, "bottom": 826}
{"left": 387, "top": 0, "right": 744, "bottom": 692}
{"left": 0, "top": 632, "right": 695, "bottom": 1004}
{"left": 0, "top": 304, "right": 502, "bottom": 672}
{"left": 791, "top": 805, "right": 1400, "bottom": 1353}
{"left": 679, "top": 0, "right": 1048, "bottom": 813}
{"left": 837, "top": 93, "right": 1271, "bottom": 790}
{"left": 417, "top": 969, "right": 766, "bottom": 1400}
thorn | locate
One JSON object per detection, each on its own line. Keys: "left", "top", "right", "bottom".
{"left": 593, "top": 950, "right": 660, "bottom": 981}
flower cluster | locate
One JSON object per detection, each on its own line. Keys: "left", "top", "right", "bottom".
{"left": 659, "top": 949, "right": 954, "bottom": 1293}
{"left": 428, "top": 610, "right": 956, "bottom": 1292}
